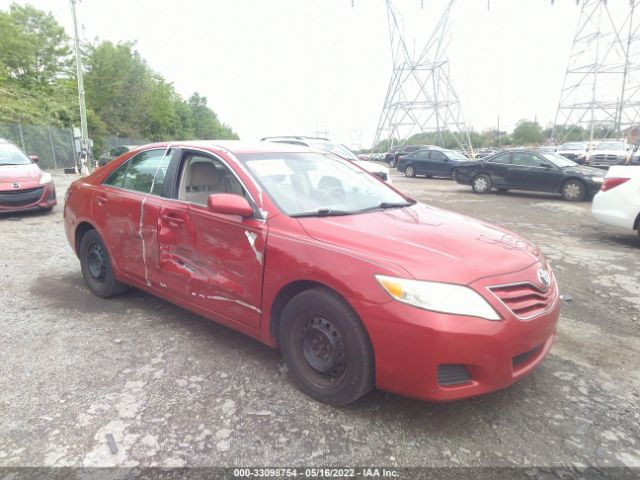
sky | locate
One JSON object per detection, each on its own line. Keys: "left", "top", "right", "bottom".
{"left": 1, "top": 0, "right": 624, "bottom": 149}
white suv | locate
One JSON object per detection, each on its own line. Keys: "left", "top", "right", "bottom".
{"left": 592, "top": 166, "right": 640, "bottom": 241}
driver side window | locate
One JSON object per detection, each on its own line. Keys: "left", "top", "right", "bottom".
{"left": 178, "top": 154, "right": 246, "bottom": 206}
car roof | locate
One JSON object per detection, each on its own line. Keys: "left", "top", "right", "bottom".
{"left": 135, "top": 140, "right": 315, "bottom": 155}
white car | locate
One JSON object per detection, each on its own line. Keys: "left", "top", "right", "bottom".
{"left": 592, "top": 166, "right": 640, "bottom": 241}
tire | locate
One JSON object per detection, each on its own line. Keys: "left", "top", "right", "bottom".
{"left": 471, "top": 174, "right": 492, "bottom": 194}
{"left": 450, "top": 168, "right": 458, "bottom": 181}
{"left": 404, "top": 165, "right": 416, "bottom": 178}
{"left": 79, "top": 229, "right": 129, "bottom": 298}
{"left": 279, "top": 288, "right": 375, "bottom": 406}
{"left": 388, "top": 158, "right": 397, "bottom": 168}
{"left": 561, "top": 179, "right": 586, "bottom": 201}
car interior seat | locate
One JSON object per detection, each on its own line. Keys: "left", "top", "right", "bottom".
{"left": 184, "top": 161, "right": 225, "bottom": 205}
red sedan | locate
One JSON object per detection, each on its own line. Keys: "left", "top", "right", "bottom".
{"left": 64, "top": 141, "right": 560, "bottom": 405}
{"left": 0, "top": 139, "right": 57, "bottom": 213}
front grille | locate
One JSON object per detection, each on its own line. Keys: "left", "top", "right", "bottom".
{"left": 437, "top": 364, "right": 471, "bottom": 386}
{"left": 0, "top": 187, "right": 44, "bottom": 207}
{"left": 373, "top": 171, "right": 388, "bottom": 181}
{"left": 512, "top": 345, "right": 542, "bottom": 368}
{"left": 488, "top": 282, "right": 555, "bottom": 320}
{"left": 591, "top": 154, "right": 621, "bottom": 165}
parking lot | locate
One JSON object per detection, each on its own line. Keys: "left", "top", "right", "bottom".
{"left": 1, "top": 169, "right": 639, "bottom": 468}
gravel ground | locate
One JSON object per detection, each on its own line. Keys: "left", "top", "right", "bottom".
{"left": 0, "top": 169, "right": 639, "bottom": 468}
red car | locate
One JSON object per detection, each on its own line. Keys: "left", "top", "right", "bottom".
{"left": 0, "top": 139, "right": 57, "bottom": 213}
{"left": 64, "top": 141, "right": 560, "bottom": 405}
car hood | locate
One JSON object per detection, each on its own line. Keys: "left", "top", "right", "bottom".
{"left": 590, "top": 149, "right": 626, "bottom": 155}
{"left": 563, "top": 165, "right": 605, "bottom": 177}
{"left": 297, "top": 203, "right": 542, "bottom": 285}
{"left": 0, "top": 163, "right": 42, "bottom": 186}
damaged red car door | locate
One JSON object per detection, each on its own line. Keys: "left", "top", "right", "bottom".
{"left": 156, "top": 150, "right": 266, "bottom": 329}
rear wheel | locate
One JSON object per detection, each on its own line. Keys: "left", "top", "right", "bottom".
{"left": 79, "top": 230, "right": 129, "bottom": 298}
{"left": 388, "top": 158, "right": 397, "bottom": 168}
{"left": 471, "top": 174, "right": 492, "bottom": 194}
{"left": 561, "top": 179, "right": 586, "bottom": 201}
{"left": 279, "top": 288, "right": 375, "bottom": 406}
{"left": 404, "top": 165, "right": 416, "bottom": 178}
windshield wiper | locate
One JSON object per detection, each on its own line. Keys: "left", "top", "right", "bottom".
{"left": 291, "top": 208, "right": 354, "bottom": 218}
{"left": 356, "top": 200, "right": 415, "bottom": 213}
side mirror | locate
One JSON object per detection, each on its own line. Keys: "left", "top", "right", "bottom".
{"left": 207, "top": 194, "right": 253, "bottom": 217}
{"left": 29, "top": 155, "right": 39, "bottom": 163}
{"left": 540, "top": 162, "right": 551, "bottom": 168}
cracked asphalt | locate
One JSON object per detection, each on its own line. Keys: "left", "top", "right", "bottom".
{"left": 0, "top": 170, "right": 639, "bottom": 469}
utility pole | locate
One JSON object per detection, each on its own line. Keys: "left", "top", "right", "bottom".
{"left": 70, "top": 0, "right": 90, "bottom": 175}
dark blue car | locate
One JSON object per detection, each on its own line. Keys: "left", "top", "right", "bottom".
{"left": 396, "top": 148, "right": 471, "bottom": 179}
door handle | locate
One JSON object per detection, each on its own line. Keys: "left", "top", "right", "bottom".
{"left": 96, "top": 195, "right": 108, "bottom": 205}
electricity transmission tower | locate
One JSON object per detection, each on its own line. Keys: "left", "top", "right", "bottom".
{"left": 372, "top": 0, "right": 473, "bottom": 154}
{"left": 553, "top": 0, "right": 640, "bottom": 143}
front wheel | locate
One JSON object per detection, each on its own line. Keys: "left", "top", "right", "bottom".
{"left": 387, "top": 159, "right": 397, "bottom": 168}
{"left": 404, "top": 165, "right": 416, "bottom": 178}
{"left": 279, "top": 288, "right": 375, "bottom": 406}
{"left": 79, "top": 229, "right": 129, "bottom": 298}
{"left": 561, "top": 179, "right": 586, "bottom": 201}
{"left": 471, "top": 174, "right": 492, "bottom": 194}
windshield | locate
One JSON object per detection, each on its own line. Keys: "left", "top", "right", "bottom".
{"left": 239, "top": 152, "right": 411, "bottom": 216}
{"left": 595, "top": 142, "right": 625, "bottom": 151}
{"left": 542, "top": 153, "right": 578, "bottom": 168}
{"left": 0, "top": 143, "right": 32, "bottom": 165}
{"left": 308, "top": 141, "right": 359, "bottom": 161}
{"left": 559, "top": 142, "right": 586, "bottom": 150}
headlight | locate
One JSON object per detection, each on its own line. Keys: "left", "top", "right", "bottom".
{"left": 39, "top": 172, "right": 52, "bottom": 185}
{"left": 375, "top": 275, "right": 501, "bottom": 320}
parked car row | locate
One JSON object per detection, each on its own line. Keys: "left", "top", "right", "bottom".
{"left": 389, "top": 144, "right": 639, "bottom": 240}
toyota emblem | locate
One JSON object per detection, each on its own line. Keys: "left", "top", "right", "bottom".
{"left": 537, "top": 268, "right": 551, "bottom": 288}
{"left": 12, "top": 183, "right": 20, "bottom": 189}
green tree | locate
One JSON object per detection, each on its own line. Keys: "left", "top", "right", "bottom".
{"left": 1, "top": 3, "right": 70, "bottom": 87}
{"left": 511, "top": 120, "right": 543, "bottom": 145}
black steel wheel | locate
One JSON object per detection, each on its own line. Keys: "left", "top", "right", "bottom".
{"left": 79, "top": 229, "right": 129, "bottom": 298}
{"left": 279, "top": 288, "right": 374, "bottom": 406}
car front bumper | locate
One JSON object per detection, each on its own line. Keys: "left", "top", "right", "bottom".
{"left": 352, "top": 265, "right": 560, "bottom": 402}
{"left": 0, "top": 182, "right": 57, "bottom": 213}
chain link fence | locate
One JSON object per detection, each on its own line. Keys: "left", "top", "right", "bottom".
{"left": 0, "top": 121, "right": 151, "bottom": 170}
{"left": 0, "top": 121, "right": 78, "bottom": 170}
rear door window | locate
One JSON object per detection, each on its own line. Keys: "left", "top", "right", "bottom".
{"left": 487, "top": 153, "right": 511, "bottom": 164}
{"left": 104, "top": 149, "right": 172, "bottom": 195}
